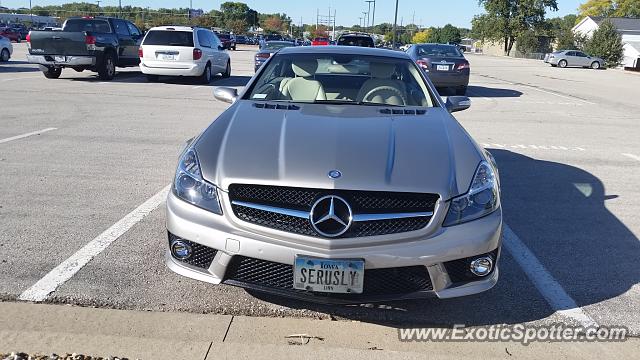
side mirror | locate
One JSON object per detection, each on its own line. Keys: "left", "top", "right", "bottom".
{"left": 213, "top": 87, "right": 238, "bottom": 104}
{"left": 445, "top": 96, "right": 471, "bottom": 113}
{"left": 218, "top": 45, "right": 224, "bottom": 50}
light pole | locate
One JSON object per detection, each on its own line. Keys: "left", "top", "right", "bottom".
{"left": 392, "top": 0, "right": 399, "bottom": 50}
{"left": 371, "top": 0, "right": 376, "bottom": 32}
{"left": 362, "top": 12, "right": 367, "bottom": 30}
{"left": 365, "top": 0, "right": 374, "bottom": 32}
{"left": 29, "top": 0, "right": 33, "bottom": 26}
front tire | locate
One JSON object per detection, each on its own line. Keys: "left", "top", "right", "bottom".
{"left": 98, "top": 52, "right": 116, "bottom": 80}
{"left": 591, "top": 61, "right": 601, "bottom": 70}
{"left": 0, "top": 48, "right": 9, "bottom": 62}
{"left": 558, "top": 60, "right": 568, "bottom": 68}
{"left": 42, "top": 66, "right": 62, "bottom": 79}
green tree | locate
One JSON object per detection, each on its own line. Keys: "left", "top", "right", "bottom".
{"left": 545, "top": 14, "right": 579, "bottom": 50}
{"left": 474, "top": 0, "right": 559, "bottom": 55}
{"left": 584, "top": 19, "right": 624, "bottom": 66}
{"left": 578, "top": 0, "right": 640, "bottom": 18}
{"left": 440, "top": 24, "right": 462, "bottom": 43}
{"left": 516, "top": 29, "right": 540, "bottom": 55}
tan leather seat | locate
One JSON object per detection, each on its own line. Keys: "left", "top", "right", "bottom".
{"left": 280, "top": 60, "right": 327, "bottom": 101}
{"left": 356, "top": 63, "right": 407, "bottom": 105}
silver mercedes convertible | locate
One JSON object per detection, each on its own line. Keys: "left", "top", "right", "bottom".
{"left": 165, "top": 46, "right": 502, "bottom": 303}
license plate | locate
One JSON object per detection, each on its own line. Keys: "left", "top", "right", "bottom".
{"left": 294, "top": 256, "right": 364, "bottom": 294}
{"left": 436, "top": 64, "right": 449, "bottom": 71}
{"left": 160, "top": 54, "right": 176, "bottom": 61}
{"left": 54, "top": 56, "right": 66, "bottom": 62}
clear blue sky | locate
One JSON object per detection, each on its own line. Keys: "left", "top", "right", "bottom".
{"left": 1, "top": 0, "right": 584, "bottom": 28}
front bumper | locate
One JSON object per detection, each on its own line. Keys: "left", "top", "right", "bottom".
{"left": 165, "top": 191, "right": 502, "bottom": 303}
{"left": 139, "top": 62, "right": 206, "bottom": 77}
{"left": 27, "top": 54, "right": 95, "bottom": 67}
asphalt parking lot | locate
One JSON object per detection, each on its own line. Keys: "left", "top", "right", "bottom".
{"left": 1, "top": 43, "right": 639, "bottom": 335}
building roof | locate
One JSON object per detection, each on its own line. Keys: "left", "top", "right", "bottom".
{"left": 624, "top": 41, "right": 640, "bottom": 54}
{"left": 590, "top": 16, "right": 640, "bottom": 32}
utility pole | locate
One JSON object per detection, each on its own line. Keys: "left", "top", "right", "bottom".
{"left": 358, "top": 17, "right": 363, "bottom": 28}
{"left": 371, "top": 0, "right": 376, "bottom": 32}
{"left": 392, "top": 0, "right": 399, "bottom": 50}
{"left": 189, "top": 0, "right": 192, "bottom": 20}
{"left": 118, "top": 0, "right": 122, "bottom": 19}
{"left": 29, "top": 0, "right": 33, "bottom": 26}
{"left": 365, "top": 0, "right": 374, "bottom": 32}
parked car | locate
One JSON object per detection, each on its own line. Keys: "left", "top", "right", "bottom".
{"left": 235, "top": 35, "right": 248, "bottom": 44}
{"left": 544, "top": 50, "right": 605, "bottom": 69}
{"left": 254, "top": 40, "right": 295, "bottom": 71}
{"left": 215, "top": 32, "right": 236, "bottom": 50}
{"left": 0, "top": 27, "right": 21, "bottom": 42}
{"left": 0, "top": 35, "right": 13, "bottom": 62}
{"left": 337, "top": 33, "right": 374, "bottom": 47}
{"left": 406, "top": 43, "right": 470, "bottom": 95}
{"left": 139, "top": 26, "right": 231, "bottom": 83}
{"left": 11, "top": 24, "right": 30, "bottom": 39}
{"left": 26, "top": 16, "right": 144, "bottom": 80}
{"left": 311, "top": 37, "right": 329, "bottom": 46}
{"left": 167, "top": 46, "right": 501, "bottom": 303}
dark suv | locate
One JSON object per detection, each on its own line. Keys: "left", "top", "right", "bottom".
{"left": 337, "top": 33, "right": 374, "bottom": 47}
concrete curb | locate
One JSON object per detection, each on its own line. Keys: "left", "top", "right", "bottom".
{"left": 1, "top": 302, "right": 638, "bottom": 359}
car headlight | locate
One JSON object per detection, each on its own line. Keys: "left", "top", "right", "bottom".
{"left": 443, "top": 161, "right": 499, "bottom": 226}
{"left": 173, "top": 148, "right": 222, "bottom": 215}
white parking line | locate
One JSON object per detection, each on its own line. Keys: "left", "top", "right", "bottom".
{"left": 0, "top": 128, "right": 57, "bottom": 144}
{"left": 19, "top": 185, "right": 171, "bottom": 302}
{"left": 622, "top": 153, "right": 640, "bottom": 162}
{"left": 503, "top": 224, "right": 598, "bottom": 328}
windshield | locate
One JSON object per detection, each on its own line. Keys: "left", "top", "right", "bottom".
{"left": 143, "top": 30, "right": 194, "bottom": 47}
{"left": 338, "top": 36, "right": 374, "bottom": 47}
{"left": 64, "top": 19, "right": 111, "bottom": 33}
{"left": 245, "top": 53, "right": 435, "bottom": 107}
{"left": 416, "top": 44, "right": 462, "bottom": 57}
{"left": 263, "top": 41, "right": 295, "bottom": 50}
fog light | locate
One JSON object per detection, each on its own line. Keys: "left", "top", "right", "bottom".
{"left": 469, "top": 256, "right": 493, "bottom": 277}
{"left": 171, "top": 240, "right": 192, "bottom": 260}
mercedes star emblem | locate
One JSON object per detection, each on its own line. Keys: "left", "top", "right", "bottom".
{"left": 328, "top": 170, "right": 342, "bottom": 179}
{"left": 309, "top": 195, "right": 353, "bottom": 237}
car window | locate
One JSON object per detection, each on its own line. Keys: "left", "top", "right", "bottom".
{"left": 263, "top": 41, "right": 295, "bottom": 50}
{"left": 63, "top": 19, "right": 111, "bottom": 33}
{"left": 416, "top": 44, "right": 462, "bottom": 57}
{"left": 197, "top": 30, "right": 211, "bottom": 48}
{"left": 126, "top": 22, "right": 141, "bottom": 37}
{"left": 566, "top": 51, "right": 576, "bottom": 56}
{"left": 575, "top": 52, "right": 587, "bottom": 57}
{"left": 143, "top": 30, "right": 195, "bottom": 47}
{"left": 337, "top": 36, "right": 374, "bottom": 47}
{"left": 246, "top": 53, "right": 435, "bottom": 107}
{"left": 113, "top": 20, "right": 130, "bottom": 36}
{"left": 208, "top": 31, "right": 220, "bottom": 48}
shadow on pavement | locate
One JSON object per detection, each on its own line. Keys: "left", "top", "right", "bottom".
{"left": 246, "top": 150, "right": 639, "bottom": 328}
{"left": 465, "top": 86, "right": 522, "bottom": 98}
{"left": 66, "top": 71, "right": 252, "bottom": 87}
{"left": 0, "top": 61, "right": 39, "bottom": 73}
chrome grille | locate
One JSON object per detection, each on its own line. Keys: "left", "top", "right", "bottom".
{"left": 228, "top": 184, "right": 439, "bottom": 238}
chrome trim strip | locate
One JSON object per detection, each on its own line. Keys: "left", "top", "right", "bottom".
{"left": 352, "top": 212, "right": 434, "bottom": 222}
{"left": 231, "top": 201, "right": 309, "bottom": 219}
{"left": 231, "top": 200, "right": 433, "bottom": 222}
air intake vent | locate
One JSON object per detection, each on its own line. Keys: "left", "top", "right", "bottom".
{"left": 380, "top": 108, "right": 427, "bottom": 115}
{"left": 253, "top": 103, "right": 300, "bottom": 110}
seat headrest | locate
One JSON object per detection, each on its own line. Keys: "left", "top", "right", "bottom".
{"left": 292, "top": 60, "right": 318, "bottom": 77}
{"left": 370, "top": 63, "right": 396, "bottom": 78}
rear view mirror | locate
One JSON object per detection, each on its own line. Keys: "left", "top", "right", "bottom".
{"left": 446, "top": 96, "right": 471, "bottom": 113}
{"left": 213, "top": 87, "right": 238, "bottom": 104}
